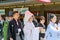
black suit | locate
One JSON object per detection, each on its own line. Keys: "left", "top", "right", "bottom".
{"left": 8, "top": 19, "right": 24, "bottom": 40}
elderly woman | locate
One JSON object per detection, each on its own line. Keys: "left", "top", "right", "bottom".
{"left": 23, "top": 11, "right": 40, "bottom": 40}
{"left": 44, "top": 14, "right": 60, "bottom": 40}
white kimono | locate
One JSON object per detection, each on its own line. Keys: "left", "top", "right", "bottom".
{"left": 24, "top": 22, "right": 39, "bottom": 40}
{"left": 44, "top": 22, "right": 60, "bottom": 40}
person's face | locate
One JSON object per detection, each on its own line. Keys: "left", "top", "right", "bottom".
{"left": 41, "top": 19, "right": 45, "bottom": 24}
{"left": 29, "top": 16, "right": 33, "bottom": 22}
{"left": 13, "top": 13, "right": 20, "bottom": 19}
{"left": 51, "top": 16, "right": 57, "bottom": 23}
{"left": 59, "top": 20, "right": 60, "bottom": 23}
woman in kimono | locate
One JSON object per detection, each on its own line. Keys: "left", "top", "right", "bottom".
{"left": 44, "top": 14, "right": 60, "bottom": 40}
{"left": 23, "top": 11, "right": 40, "bottom": 40}
{"left": 38, "top": 16, "right": 45, "bottom": 40}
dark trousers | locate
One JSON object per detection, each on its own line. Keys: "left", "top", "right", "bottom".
{"left": 8, "top": 31, "right": 24, "bottom": 40}
{"left": 19, "top": 31, "right": 24, "bottom": 40}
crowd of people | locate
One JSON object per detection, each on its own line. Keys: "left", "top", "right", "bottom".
{"left": 0, "top": 10, "right": 60, "bottom": 40}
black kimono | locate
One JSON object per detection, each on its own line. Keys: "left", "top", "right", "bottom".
{"left": 8, "top": 19, "right": 24, "bottom": 40}
{"left": 38, "top": 23, "right": 45, "bottom": 40}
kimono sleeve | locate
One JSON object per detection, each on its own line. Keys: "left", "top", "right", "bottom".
{"left": 27, "top": 23, "right": 34, "bottom": 30}
{"left": 8, "top": 21, "right": 13, "bottom": 38}
{"left": 44, "top": 26, "right": 50, "bottom": 40}
{"left": 32, "top": 27, "right": 39, "bottom": 40}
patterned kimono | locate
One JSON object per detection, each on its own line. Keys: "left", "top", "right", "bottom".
{"left": 44, "top": 22, "right": 60, "bottom": 40}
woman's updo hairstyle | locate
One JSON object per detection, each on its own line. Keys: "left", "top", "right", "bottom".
{"left": 48, "top": 14, "right": 56, "bottom": 21}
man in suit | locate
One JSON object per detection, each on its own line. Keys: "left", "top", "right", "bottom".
{"left": 8, "top": 11, "right": 23, "bottom": 40}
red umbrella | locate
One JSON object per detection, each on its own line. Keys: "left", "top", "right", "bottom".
{"left": 38, "top": 0, "right": 51, "bottom": 3}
